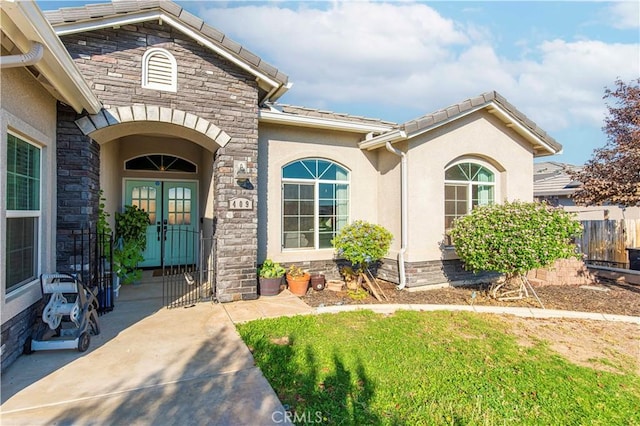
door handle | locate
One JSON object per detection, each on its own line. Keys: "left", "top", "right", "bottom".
{"left": 163, "top": 219, "right": 168, "bottom": 241}
{"left": 156, "top": 221, "right": 162, "bottom": 241}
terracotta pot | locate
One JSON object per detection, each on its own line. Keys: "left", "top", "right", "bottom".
{"left": 286, "top": 273, "right": 310, "bottom": 296}
{"left": 259, "top": 276, "right": 283, "bottom": 296}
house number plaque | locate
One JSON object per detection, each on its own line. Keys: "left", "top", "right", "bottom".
{"left": 230, "top": 197, "right": 253, "bottom": 210}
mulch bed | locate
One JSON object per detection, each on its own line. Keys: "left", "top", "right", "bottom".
{"left": 301, "top": 279, "right": 640, "bottom": 317}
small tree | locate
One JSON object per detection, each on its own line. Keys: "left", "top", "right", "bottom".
{"left": 332, "top": 220, "right": 393, "bottom": 297}
{"left": 449, "top": 201, "right": 582, "bottom": 302}
{"left": 571, "top": 78, "right": 640, "bottom": 206}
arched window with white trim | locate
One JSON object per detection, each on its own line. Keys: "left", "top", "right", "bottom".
{"left": 142, "top": 48, "right": 177, "bottom": 92}
{"left": 282, "top": 159, "right": 350, "bottom": 250}
{"left": 444, "top": 162, "right": 495, "bottom": 232}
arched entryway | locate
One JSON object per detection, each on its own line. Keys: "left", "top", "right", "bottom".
{"left": 75, "top": 106, "right": 230, "bottom": 305}
{"left": 76, "top": 105, "right": 229, "bottom": 253}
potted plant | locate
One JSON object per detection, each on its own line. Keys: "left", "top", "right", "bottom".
{"left": 113, "top": 205, "right": 150, "bottom": 284}
{"left": 286, "top": 265, "right": 310, "bottom": 296}
{"left": 258, "top": 259, "right": 285, "bottom": 296}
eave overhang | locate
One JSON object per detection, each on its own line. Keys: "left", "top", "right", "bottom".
{"left": 359, "top": 101, "right": 561, "bottom": 158}
{"left": 259, "top": 109, "right": 395, "bottom": 134}
{"left": 1, "top": 0, "right": 101, "bottom": 114}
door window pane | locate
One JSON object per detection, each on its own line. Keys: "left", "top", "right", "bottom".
{"left": 167, "top": 186, "right": 192, "bottom": 225}
{"left": 131, "top": 186, "right": 157, "bottom": 224}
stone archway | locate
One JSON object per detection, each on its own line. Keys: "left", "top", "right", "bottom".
{"left": 75, "top": 105, "right": 231, "bottom": 151}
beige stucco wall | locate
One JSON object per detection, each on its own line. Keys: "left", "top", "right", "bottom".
{"left": 391, "top": 110, "right": 535, "bottom": 262}
{"left": 1, "top": 67, "right": 57, "bottom": 324}
{"left": 258, "top": 124, "right": 379, "bottom": 263}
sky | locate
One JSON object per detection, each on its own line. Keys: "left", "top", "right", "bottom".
{"left": 38, "top": 0, "right": 640, "bottom": 165}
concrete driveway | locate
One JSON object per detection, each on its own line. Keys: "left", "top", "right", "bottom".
{"left": 1, "top": 280, "right": 301, "bottom": 425}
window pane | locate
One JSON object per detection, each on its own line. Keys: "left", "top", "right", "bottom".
{"left": 283, "top": 161, "right": 313, "bottom": 179}
{"left": 445, "top": 163, "right": 495, "bottom": 232}
{"left": 6, "top": 217, "right": 38, "bottom": 291}
{"left": 445, "top": 164, "right": 468, "bottom": 181}
{"left": 299, "top": 201, "right": 314, "bottom": 215}
{"left": 472, "top": 185, "right": 494, "bottom": 206}
{"left": 299, "top": 185, "right": 314, "bottom": 200}
{"left": 6, "top": 134, "right": 41, "bottom": 293}
{"left": 6, "top": 134, "right": 40, "bottom": 211}
{"left": 319, "top": 183, "right": 335, "bottom": 200}
{"left": 283, "top": 200, "right": 299, "bottom": 215}
{"left": 282, "top": 160, "right": 349, "bottom": 250}
{"left": 476, "top": 167, "right": 494, "bottom": 182}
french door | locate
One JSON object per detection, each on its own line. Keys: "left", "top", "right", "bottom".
{"left": 124, "top": 180, "right": 198, "bottom": 267}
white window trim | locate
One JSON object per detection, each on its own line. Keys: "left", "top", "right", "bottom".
{"left": 5, "top": 132, "right": 42, "bottom": 295}
{"left": 142, "top": 47, "right": 177, "bottom": 92}
{"left": 281, "top": 160, "right": 350, "bottom": 251}
{"left": 445, "top": 161, "right": 497, "bottom": 213}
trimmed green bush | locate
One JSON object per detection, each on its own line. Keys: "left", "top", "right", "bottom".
{"left": 332, "top": 220, "right": 393, "bottom": 273}
{"left": 449, "top": 201, "right": 582, "bottom": 278}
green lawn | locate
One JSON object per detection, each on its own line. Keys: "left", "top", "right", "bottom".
{"left": 237, "top": 310, "right": 640, "bottom": 425}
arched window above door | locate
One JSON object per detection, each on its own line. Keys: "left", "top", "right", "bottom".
{"left": 125, "top": 155, "right": 197, "bottom": 173}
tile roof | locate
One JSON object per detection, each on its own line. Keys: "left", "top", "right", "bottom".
{"left": 265, "top": 104, "right": 398, "bottom": 128}
{"left": 42, "top": 0, "right": 288, "bottom": 86}
{"left": 534, "top": 161, "right": 582, "bottom": 195}
{"left": 401, "top": 91, "right": 562, "bottom": 153}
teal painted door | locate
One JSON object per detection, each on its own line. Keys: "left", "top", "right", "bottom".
{"left": 124, "top": 180, "right": 198, "bottom": 268}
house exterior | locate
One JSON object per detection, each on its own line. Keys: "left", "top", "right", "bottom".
{"left": 534, "top": 161, "right": 640, "bottom": 220}
{"left": 1, "top": 0, "right": 562, "bottom": 370}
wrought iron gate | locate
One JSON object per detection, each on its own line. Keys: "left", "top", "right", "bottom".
{"left": 68, "top": 227, "right": 115, "bottom": 313}
{"left": 162, "top": 227, "right": 215, "bottom": 308}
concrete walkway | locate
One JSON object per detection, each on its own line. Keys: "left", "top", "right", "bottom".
{"left": 2, "top": 281, "right": 638, "bottom": 425}
{"left": 1, "top": 280, "right": 310, "bottom": 426}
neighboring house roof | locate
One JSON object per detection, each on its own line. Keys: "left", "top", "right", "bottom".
{"left": 359, "top": 91, "right": 563, "bottom": 157}
{"left": 534, "top": 161, "right": 582, "bottom": 196}
{"left": 259, "top": 103, "right": 397, "bottom": 134}
{"left": 42, "top": 0, "right": 290, "bottom": 103}
{"left": 1, "top": 1, "right": 101, "bottom": 114}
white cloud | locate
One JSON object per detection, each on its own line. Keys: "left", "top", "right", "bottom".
{"left": 607, "top": 2, "right": 640, "bottom": 29}
{"left": 198, "top": 0, "right": 639, "bottom": 135}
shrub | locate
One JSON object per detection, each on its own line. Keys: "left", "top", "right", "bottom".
{"left": 449, "top": 201, "right": 582, "bottom": 278}
{"left": 332, "top": 220, "right": 393, "bottom": 273}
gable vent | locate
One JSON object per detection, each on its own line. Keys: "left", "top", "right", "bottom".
{"left": 142, "top": 48, "right": 177, "bottom": 92}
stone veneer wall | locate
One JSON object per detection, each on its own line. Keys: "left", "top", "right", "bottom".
{"left": 0, "top": 301, "right": 41, "bottom": 373}
{"left": 283, "top": 258, "right": 497, "bottom": 288}
{"left": 56, "top": 104, "right": 101, "bottom": 272}
{"left": 59, "top": 21, "right": 260, "bottom": 301}
{"left": 378, "top": 258, "right": 500, "bottom": 288}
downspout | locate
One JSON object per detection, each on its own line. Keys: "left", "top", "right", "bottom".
{"left": 385, "top": 142, "right": 407, "bottom": 289}
{"left": 0, "top": 41, "right": 44, "bottom": 68}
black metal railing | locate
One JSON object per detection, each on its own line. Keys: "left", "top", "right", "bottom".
{"left": 69, "top": 227, "right": 115, "bottom": 313}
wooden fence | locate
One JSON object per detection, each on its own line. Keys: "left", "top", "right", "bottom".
{"left": 578, "top": 219, "right": 640, "bottom": 268}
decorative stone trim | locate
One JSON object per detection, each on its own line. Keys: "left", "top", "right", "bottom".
{"left": 74, "top": 106, "right": 231, "bottom": 148}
